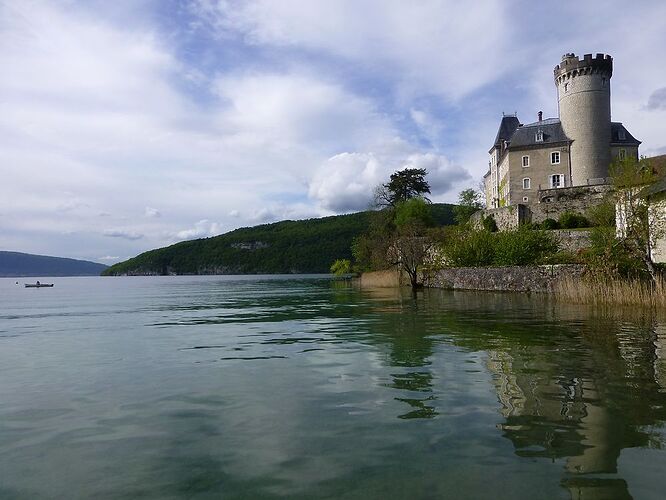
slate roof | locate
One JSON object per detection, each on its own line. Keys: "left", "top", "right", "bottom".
{"left": 611, "top": 122, "right": 641, "bottom": 146}
{"left": 492, "top": 116, "right": 520, "bottom": 149}
{"left": 507, "top": 118, "right": 570, "bottom": 150}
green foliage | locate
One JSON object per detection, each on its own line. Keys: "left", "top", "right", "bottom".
{"left": 558, "top": 211, "right": 590, "bottom": 229}
{"left": 493, "top": 228, "right": 559, "bottom": 266}
{"left": 376, "top": 168, "right": 431, "bottom": 207}
{"left": 540, "top": 218, "right": 560, "bottom": 230}
{"left": 104, "top": 204, "right": 457, "bottom": 276}
{"left": 440, "top": 226, "right": 495, "bottom": 267}
{"left": 481, "top": 214, "right": 498, "bottom": 232}
{"left": 453, "top": 188, "right": 483, "bottom": 224}
{"left": 440, "top": 227, "right": 558, "bottom": 267}
{"left": 330, "top": 259, "right": 351, "bottom": 275}
{"left": 394, "top": 197, "right": 434, "bottom": 228}
{"left": 603, "top": 156, "right": 662, "bottom": 280}
{"left": 540, "top": 251, "right": 579, "bottom": 265}
{"left": 586, "top": 200, "right": 616, "bottom": 227}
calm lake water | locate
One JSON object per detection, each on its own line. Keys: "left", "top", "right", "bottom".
{"left": 2, "top": 275, "right": 666, "bottom": 499}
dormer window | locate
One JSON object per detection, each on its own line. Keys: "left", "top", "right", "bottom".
{"left": 536, "top": 130, "right": 544, "bottom": 142}
{"left": 618, "top": 129, "right": 626, "bottom": 140}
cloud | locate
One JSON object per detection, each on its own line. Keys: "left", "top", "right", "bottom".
{"left": 647, "top": 88, "right": 666, "bottom": 111}
{"left": 103, "top": 229, "right": 144, "bottom": 240}
{"left": 211, "top": 71, "right": 391, "bottom": 152}
{"left": 171, "top": 220, "right": 222, "bottom": 241}
{"left": 144, "top": 207, "right": 161, "bottom": 218}
{"left": 98, "top": 256, "right": 120, "bottom": 261}
{"left": 308, "top": 153, "right": 382, "bottom": 212}
{"left": 192, "top": 0, "right": 512, "bottom": 100}
{"left": 308, "top": 150, "right": 469, "bottom": 212}
{"left": 401, "top": 153, "right": 471, "bottom": 196}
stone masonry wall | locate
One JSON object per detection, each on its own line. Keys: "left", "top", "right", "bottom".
{"left": 471, "top": 205, "right": 526, "bottom": 230}
{"left": 531, "top": 184, "right": 611, "bottom": 223}
{"left": 425, "top": 265, "right": 585, "bottom": 293}
{"left": 552, "top": 229, "right": 592, "bottom": 253}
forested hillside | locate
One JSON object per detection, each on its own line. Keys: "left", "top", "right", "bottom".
{"left": 103, "top": 204, "right": 455, "bottom": 275}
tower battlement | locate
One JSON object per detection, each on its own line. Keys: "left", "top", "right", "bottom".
{"left": 554, "top": 53, "right": 613, "bottom": 83}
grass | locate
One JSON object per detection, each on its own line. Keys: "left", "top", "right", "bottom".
{"left": 555, "top": 274, "right": 666, "bottom": 308}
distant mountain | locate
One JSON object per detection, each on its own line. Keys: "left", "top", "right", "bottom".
{"left": 0, "top": 251, "right": 108, "bottom": 277}
{"left": 103, "top": 204, "right": 456, "bottom": 276}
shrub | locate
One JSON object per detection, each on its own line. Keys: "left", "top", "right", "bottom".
{"left": 587, "top": 200, "right": 616, "bottom": 227}
{"left": 482, "top": 215, "right": 498, "bottom": 232}
{"left": 493, "top": 228, "right": 559, "bottom": 266}
{"left": 440, "top": 227, "right": 495, "bottom": 267}
{"left": 558, "top": 211, "right": 590, "bottom": 229}
{"left": 330, "top": 259, "right": 351, "bottom": 275}
{"left": 540, "top": 218, "right": 560, "bottom": 230}
{"left": 440, "top": 226, "right": 558, "bottom": 267}
{"left": 394, "top": 197, "right": 434, "bottom": 228}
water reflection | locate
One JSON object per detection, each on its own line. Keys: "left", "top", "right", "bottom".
{"left": 358, "top": 286, "right": 666, "bottom": 499}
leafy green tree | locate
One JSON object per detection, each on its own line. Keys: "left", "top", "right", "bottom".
{"left": 609, "top": 157, "right": 664, "bottom": 281}
{"left": 453, "top": 188, "right": 483, "bottom": 225}
{"left": 330, "top": 259, "right": 351, "bottom": 276}
{"left": 394, "top": 197, "right": 434, "bottom": 228}
{"left": 375, "top": 168, "right": 431, "bottom": 207}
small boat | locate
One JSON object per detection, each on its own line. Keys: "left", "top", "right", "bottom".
{"left": 25, "top": 282, "right": 54, "bottom": 288}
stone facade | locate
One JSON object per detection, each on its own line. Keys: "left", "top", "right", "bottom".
{"left": 507, "top": 145, "right": 572, "bottom": 206}
{"left": 473, "top": 184, "right": 611, "bottom": 230}
{"left": 484, "top": 52, "right": 640, "bottom": 211}
{"left": 555, "top": 53, "right": 613, "bottom": 185}
{"left": 552, "top": 229, "right": 592, "bottom": 253}
{"left": 425, "top": 265, "right": 585, "bottom": 293}
{"left": 530, "top": 184, "right": 611, "bottom": 224}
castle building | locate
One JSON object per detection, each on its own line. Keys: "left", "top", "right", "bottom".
{"left": 483, "top": 53, "right": 641, "bottom": 209}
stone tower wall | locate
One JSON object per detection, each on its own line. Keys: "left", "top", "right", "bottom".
{"left": 554, "top": 53, "right": 613, "bottom": 186}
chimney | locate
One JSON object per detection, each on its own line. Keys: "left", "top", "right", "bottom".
{"left": 538, "top": 111, "right": 543, "bottom": 122}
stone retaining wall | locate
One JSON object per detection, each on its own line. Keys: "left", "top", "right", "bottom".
{"left": 552, "top": 229, "right": 592, "bottom": 253}
{"left": 425, "top": 265, "right": 585, "bottom": 293}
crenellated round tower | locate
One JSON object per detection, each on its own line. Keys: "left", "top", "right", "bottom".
{"left": 554, "top": 53, "right": 613, "bottom": 186}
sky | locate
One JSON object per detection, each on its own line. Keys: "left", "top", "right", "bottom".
{"left": 2, "top": 0, "right": 666, "bottom": 264}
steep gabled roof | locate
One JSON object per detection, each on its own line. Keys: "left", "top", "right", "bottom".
{"left": 491, "top": 115, "right": 521, "bottom": 150}
{"left": 508, "top": 119, "right": 570, "bottom": 150}
{"left": 611, "top": 122, "right": 641, "bottom": 146}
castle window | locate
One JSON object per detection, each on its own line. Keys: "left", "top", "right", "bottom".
{"left": 551, "top": 151, "right": 560, "bottom": 164}
{"left": 602, "top": 77, "right": 607, "bottom": 87}
{"left": 550, "top": 174, "right": 565, "bottom": 188}
{"left": 523, "top": 196, "right": 529, "bottom": 203}
{"left": 618, "top": 129, "right": 626, "bottom": 140}
{"left": 564, "top": 83, "right": 569, "bottom": 92}
{"left": 522, "top": 155, "right": 529, "bottom": 167}
{"left": 522, "top": 178, "right": 531, "bottom": 189}
{"left": 536, "top": 130, "right": 544, "bottom": 142}
{"left": 619, "top": 149, "right": 626, "bottom": 161}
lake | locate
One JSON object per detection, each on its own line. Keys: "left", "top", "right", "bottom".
{"left": 1, "top": 275, "right": 666, "bottom": 499}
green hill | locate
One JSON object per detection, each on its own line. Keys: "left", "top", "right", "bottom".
{"left": 103, "top": 204, "right": 456, "bottom": 276}
{"left": 0, "top": 251, "right": 108, "bottom": 277}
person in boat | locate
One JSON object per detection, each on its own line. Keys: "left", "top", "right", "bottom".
{"left": 36, "top": 281, "right": 40, "bottom": 285}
